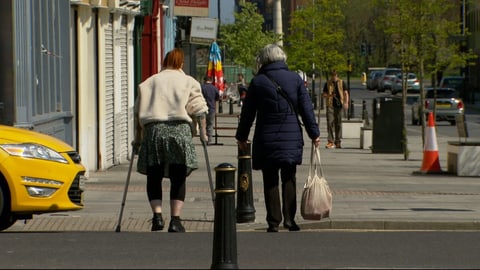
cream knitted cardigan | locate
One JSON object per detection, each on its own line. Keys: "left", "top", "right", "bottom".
{"left": 135, "top": 69, "right": 208, "bottom": 127}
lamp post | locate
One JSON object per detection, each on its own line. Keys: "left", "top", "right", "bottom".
{"left": 216, "top": 0, "right": 223, "bottom": 113}
{"left": 273, "top": 0, "right": 283, "bottom": 47}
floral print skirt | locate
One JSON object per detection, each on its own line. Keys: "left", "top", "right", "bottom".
{"left": 136, "top": 121, "right": 197, "bottom": 177}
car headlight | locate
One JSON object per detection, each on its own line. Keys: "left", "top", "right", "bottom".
{"left": 0, "top": 143, "right": 68, "bottom": 163}
{"left": 25, "top": 186, "right": 58, "bottom": 197}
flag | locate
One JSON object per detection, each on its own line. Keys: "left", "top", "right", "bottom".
{"left": 206, "top": 41, "right": 225, "bottom": 95}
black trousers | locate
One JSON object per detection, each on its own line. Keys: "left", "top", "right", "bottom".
{"left": 146, "top": 164, "right": 186, "bottom": 201}
{"left": 261, "top": 163, "right": 297, "bottom": 227}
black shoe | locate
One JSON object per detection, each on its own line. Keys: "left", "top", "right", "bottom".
{"left": 168, "top": 217, "right": 186, "bottom": 233}
{"left": 151, "top": 213, "right": 164, "bottom": 231}
{"left": 267, "top": 226, "right": 279, "bottom": 233}
{"left": 283, "top": 221, "right": 300, "bottom": 231}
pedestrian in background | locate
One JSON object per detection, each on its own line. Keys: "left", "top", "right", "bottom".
{"left": 235, "top": 44, "right": 321, "bottom": 233}
{"left": 201, "top": 75, "right": 220, "bottom": 144}
{"left": 322, "top": 70, "right": 349, "bottom": 149}
{"left": 237, "top": 73, "right": 247, "bottom": 106}
{"left": 133, "top": 48, "right": 208, "bottom": 232}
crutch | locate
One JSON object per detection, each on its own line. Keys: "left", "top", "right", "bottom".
{"left": 198, "top": 115, "right": 215, "bottom": 207}
{"left": 115, "top": 144, "right": 136, "bottom": 233}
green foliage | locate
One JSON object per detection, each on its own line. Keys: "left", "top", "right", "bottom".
{"left": 219, "top": 0, "right": 477, "bottom": 82}
{"left": 372, "top": 0, "right": 476, "bottom": 77}
{"left": 371, "top": 0, "right": 477, "bottom": 149}
{"left": 285, "top": 0, "right": 347, "bottom": 77}
{"left": 218, "top": 2, "right": 280, "bottom": 70}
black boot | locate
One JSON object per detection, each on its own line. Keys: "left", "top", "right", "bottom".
{"left": 168, "top": 216, "right": 185, "bottom": 233}
{"left": 283, "top": 220, "right": 300, "bottom": 231}
{"left": 266, "top": 225, "right": 279, "bottom": 233}
{"left": 151, "top": 213, "right": 164, "bottom": 231}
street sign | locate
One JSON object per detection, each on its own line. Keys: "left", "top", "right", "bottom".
{"left": 190, "top": 17, "right": 218, "bottom": 45}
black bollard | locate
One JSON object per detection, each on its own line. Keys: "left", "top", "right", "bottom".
{"left": 362, "top": 100, "right": 371, "bottom": 127}
{"left": 349, "top": 99, "right": 354, "bottom": 118}
{"left": 236, "top": 142, "right": 256, "bottom": 223}
{"left": 211, "top": 163, "right": 238, "bottom": 270}
{"left": 229, "top": 100, "right": 234, "bottom": 115}
{"left": 218, "top": 99, "right": 223, "bottom": 114}
{"left": 362, "top": 100, "right": 367, "bottom": 120}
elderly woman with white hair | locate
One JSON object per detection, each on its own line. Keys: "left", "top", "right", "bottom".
{"left": 235, "top": 44, "right": 321, "bottom": 232}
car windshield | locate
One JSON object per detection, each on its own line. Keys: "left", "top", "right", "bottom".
{"left": 397, "top": 73, "right": 416, "bottom": 79}
{"left": 443, "top": 78, "right": 463, "bottom": 87}
{"left": 426, "top": 90, "right": 457, "bottom": 99}
{"left": 385, "top": 69, "right": 400, "bottom": 76}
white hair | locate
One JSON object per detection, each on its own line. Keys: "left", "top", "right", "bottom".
{"left": 256, "top": 44, "right": 287, "bottom": 65}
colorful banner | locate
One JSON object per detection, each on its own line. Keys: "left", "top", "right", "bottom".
{"left": 206, "top": 42, "right": 225, "bottom": 94}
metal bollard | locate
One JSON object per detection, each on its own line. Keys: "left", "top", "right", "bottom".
{"left": 218, "top": 100, "right": 223, "bottom": 114}
{"left": 349, "top": 99, "right": 354, "bottom": 118}
{"left": 211, "top": 163, "right": 238, "bottom": 270}
{"left": 362, "top": 100, "right": 371, "bottom": 127}
{"left": 236, "top": 142, "right": 256, "bottom": 223}
{"left": 362, "top": 100, "right": 367, "bottom": 120}
{"left": 229, "top": 100, "right": 234, "bottom": 115}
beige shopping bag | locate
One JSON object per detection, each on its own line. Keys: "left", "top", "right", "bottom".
{"left": 300, "top": 146, "right": 332, "bottom": 220}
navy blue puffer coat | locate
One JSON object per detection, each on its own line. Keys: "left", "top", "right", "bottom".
{"left": 235, "top": 61, "right": 320, "bottom": 170}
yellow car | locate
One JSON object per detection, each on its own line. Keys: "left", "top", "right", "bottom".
{"left": 0, "top": 125, "right": 86, "bottom": 231}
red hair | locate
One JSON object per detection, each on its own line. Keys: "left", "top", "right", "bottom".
{"left": 163, "top": 48, "right": 184, "bottom": 69}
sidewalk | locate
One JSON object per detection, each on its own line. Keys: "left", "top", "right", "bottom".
{"left": 7, "top": 100, "right": 480, "bottom": 232}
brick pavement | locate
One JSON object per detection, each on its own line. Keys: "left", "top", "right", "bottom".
{"left": 6, "top": 95, "right": 480, "bottom": 233}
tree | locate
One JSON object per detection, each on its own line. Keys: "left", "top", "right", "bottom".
{"left": 285, "top": 0, "right": 347, "bottom": 79}
{"left": 372, "top": 0, "right": 477, "bottom": 160}
{"left": 343, "top": 0, "right": 376, "bottom": 72}
{"left": 218, "top": 2, "right": 279, "bottom": 71}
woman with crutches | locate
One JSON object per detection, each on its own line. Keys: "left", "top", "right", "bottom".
{"left": 133, "top": 48, "right": 208, "bottom": 232}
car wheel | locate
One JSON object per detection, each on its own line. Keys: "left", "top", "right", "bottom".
{"left": 0, "top": 179, "right": 17, "bottom": 231}
{"left": 449, "top": 120, "right": 456, "bottom": 126}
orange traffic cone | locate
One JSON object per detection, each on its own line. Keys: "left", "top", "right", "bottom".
{"left": 419, "top": 112, "right": 442, "bottom": 173}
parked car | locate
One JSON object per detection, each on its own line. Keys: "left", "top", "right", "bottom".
{"left": 439, "top": 75, "right": 466, "bottom": 97}
{"left": 391, "top": 72, "right": 421, "bottom": 95}
{"left": 0, "top": 125, "right": 86, "bottom": 231}
{"left": 411, "top": 88, "right": 464, "bottom": 126}
{"left": 366, "top": 70, "right": 383, "bottom": 90}
{"left": 378, "top": 68, "right": 401, "bottom": 92}
{"left": 439, "top": 76, "right": 464, "bottom": 91}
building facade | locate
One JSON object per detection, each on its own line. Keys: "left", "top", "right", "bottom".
{"left": 0, "top": 0, "right": 176, "bottom": 175}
